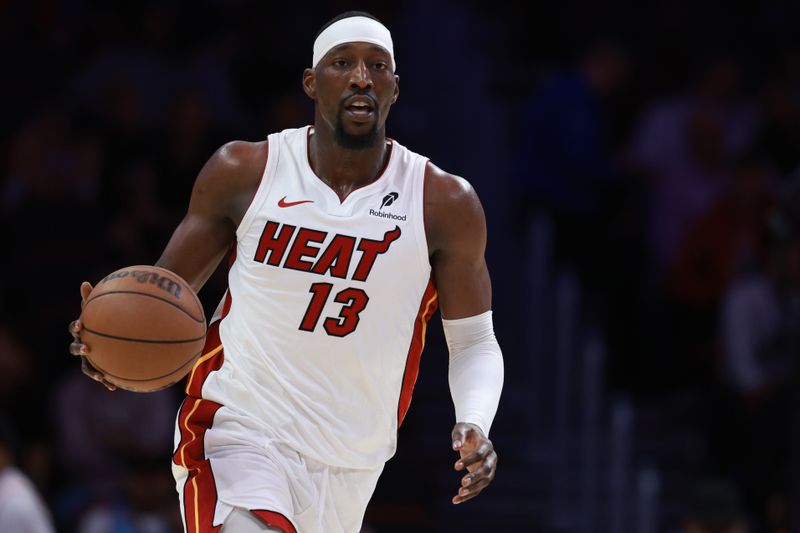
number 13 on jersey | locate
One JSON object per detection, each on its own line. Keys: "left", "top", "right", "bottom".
{"left": 299, "top": 283, "right": 369, "bottom": 337}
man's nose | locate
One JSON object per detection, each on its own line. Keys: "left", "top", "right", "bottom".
{"left": 349, "top": 60, "right": 373, "bottom": 89}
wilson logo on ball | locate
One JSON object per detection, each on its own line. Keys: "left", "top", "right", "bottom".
{"left": 101, "top": 269, "right": 183, "bottom": 298}
{"left": 81, "top": 265, "right": 206, "bottom": 393}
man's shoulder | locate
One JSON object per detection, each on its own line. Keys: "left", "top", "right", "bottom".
{"left": 213, "top": 139, "right": 269, "bottom": 170}
{"left": 192, "top": 139, "right": 270, "bottom": 212}
{"left": 424, "top": 161, "right": 478, "bottom": 208}
{"left": 423, "top": 162, "right": 485, "bottom": 254}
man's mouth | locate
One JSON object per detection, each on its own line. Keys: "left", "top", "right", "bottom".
{"left": 343, "top": 96, "right": 376, "bottom": 120}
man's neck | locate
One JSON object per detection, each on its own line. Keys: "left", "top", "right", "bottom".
{"left": 308, "top": 126, "right": 390, "bottom": 201}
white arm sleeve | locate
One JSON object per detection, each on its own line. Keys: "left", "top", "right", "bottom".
{"left": 443, "top": 310, "right": 504, "bottom": 435}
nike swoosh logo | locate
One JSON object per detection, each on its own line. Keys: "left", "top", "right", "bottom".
{"left": 278, "top": 196, "right": 314, "bottom": 208}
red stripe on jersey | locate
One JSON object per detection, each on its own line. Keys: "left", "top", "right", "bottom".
{"left": 173, "top": 397, "right": 223, "bottom": 533}
{"left": 397, "top": 279, "right": 438, "bottom": 426}
{"left": 227, "top": 242, "right": 238, "bottom": 269}
{"left": 185, "top": 321, "right": 225, "bottom": 397}
{"left": 251, "top": 510, "right": 298, "bottom": 533}
{"left": 220, "top": 290, "right": 233, "bottom": 320}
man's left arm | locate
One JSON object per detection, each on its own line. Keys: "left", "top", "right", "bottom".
{"left": 425, "top": 163, "right": 504, "bottom": 505}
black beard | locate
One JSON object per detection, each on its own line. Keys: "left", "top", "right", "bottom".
{"left": 334, "top": 118, "right": 379, "bottom": 150}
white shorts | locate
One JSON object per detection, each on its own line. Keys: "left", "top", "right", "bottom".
{"left": 172, "top": 401, "right": 383, "bottom": 533}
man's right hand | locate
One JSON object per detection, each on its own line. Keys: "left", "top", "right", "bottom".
{"left": 68, "top": 281, "right": 116, "bottom": 391}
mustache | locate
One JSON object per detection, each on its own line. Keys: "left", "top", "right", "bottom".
{"left": 340, "top": 90, "right": 378, "bottom": 107}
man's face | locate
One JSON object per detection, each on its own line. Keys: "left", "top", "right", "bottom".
{"left": 304, "top": 41, "right": 399, "bottom": 149}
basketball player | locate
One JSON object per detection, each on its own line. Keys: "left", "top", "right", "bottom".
{"left": 69, "top": 11, "right": 504, "bottom": 533}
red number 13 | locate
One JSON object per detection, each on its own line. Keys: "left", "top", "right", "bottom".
{"left": 299, "top": 283, "right": 369, "bottom": 337}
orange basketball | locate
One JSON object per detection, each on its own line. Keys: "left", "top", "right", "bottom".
{"left": 80, "top": 265, "right": 207, "bottom": 392}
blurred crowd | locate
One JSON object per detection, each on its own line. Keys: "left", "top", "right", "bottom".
{"left": 0, "top": 1, "right": 798, "bottom": 532}
{"left": 508, "top": 5, "right": 800, "bottom": 532}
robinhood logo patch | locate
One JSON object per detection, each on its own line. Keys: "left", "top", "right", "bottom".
{"left": 371, "top": 191, "right": 406, "bottom": 221}
{"left": 380, "top": 192, "right": 399, "bottom": 209}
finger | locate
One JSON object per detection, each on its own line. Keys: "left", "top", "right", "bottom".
{"left": 80, "top": 282, "right": 93, "bottom": 308}
{"left": 80, "top": 357, "right": 106, "bottom": 382}
{"left": 78, "top": 354, "right": 115, "bottom": 390}
{"left": 461, "top": 469, "right": 490, "bottom": 487}
{"left": 454, "top": 482, "right": 489, "bottom": 503}
{"left": 81, "top": 364, "right": 116, "bottom": 391}
{"left": 453, "top": 480, "right": 490, "bottom": 504}
{"left": 451, "top": 425, "right": 468, "bottom": 450}
{"left": 455, "top": 443, "right": 492, "bottom": 470}
{"left": 452, "top": 422, "right": 487, "bottom": 451}
{"left": 461, "top": 460, "right": 496, "bottom": 488}
{"left": 81, "top": 358, "right": 100, "bottom": 378}
{"left": 460, "top": 475, "right": 491, "bottom": 493}
{"left": 68, "top": 319, "right": 82, "bottom": 336}
{"left": 69, "top": 341, "right": 88, "bottom": 357}
{"left": 82, "top": 365, "right": 104, "bottom": 384}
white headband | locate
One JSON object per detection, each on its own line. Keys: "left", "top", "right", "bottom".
{"left": 313, "top": 16, "right": 396, "bottom": 71}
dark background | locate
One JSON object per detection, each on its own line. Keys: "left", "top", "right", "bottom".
{"left": 1, "top": 1, "right": 800, "bottom": 532}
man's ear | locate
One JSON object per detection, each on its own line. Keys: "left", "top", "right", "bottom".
{"left": 391, "top": 75, "right": 399, "bottom": 104}
{"left": 303, "top": 68, "right": 316, "bottom": 99}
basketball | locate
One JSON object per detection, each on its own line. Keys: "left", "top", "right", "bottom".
{"left": 80, "top": 265, "right": 207, "bottom": 392}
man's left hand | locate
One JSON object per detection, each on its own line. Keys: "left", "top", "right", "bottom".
{"left": 451, "top": 422, "right": 497, "bottom": 504}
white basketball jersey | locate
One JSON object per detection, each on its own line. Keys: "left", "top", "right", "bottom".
{"left": 199, "top": 126, "right": 438, "bottom": 469}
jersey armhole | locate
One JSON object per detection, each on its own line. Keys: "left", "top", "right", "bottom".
{"left": 236, "top": 137, "right": 278, "bottom": 240}
{"left": 415, "top": 158, "right": 433, "bottom": 274}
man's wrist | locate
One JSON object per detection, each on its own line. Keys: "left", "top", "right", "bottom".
{"left": 454, "top": 420, "right": 487, "bottom": 436}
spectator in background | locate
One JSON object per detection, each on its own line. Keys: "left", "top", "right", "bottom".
{"left": 0, "top": 414, "right": 56, "bottom": 533}
{"left": 719, "top": 177, "right": 800, "bottom": 396}
{"left": 647, "top": 106, "right": 736, "bottom": 281}
{"left": 712, "top": 178, "right": 800, "bottom": 528}
{"left": 633, "top": 103, "right": 739, "bottom": 390}
{"left": 629, "top": 54, "right": 758, "bottom": 302}
{"left": 663, "top": 154, "right": 775, "bottom": 385}
{"left": 669, "top": 154, "right": 775, "bottom": 307}
{"left": 511, "top": 40, "right": 631, "bottom": 272}
{"left": 630, "top": 54, "right": 757, "bottom": 176}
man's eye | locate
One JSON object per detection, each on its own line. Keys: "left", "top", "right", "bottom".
{"left": 373, "top": 62, "right": 387, "bottom": 70}
{"left": 333, "top": 59, "right": 348, "bottom": 67}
